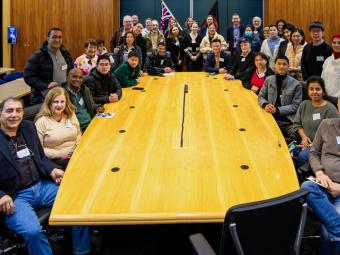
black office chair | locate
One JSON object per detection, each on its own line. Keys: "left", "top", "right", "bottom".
{"left": 189, "top": 189, "right": 309, "bottom": 255}
{"left": 0, "top": 208, "right": 52, "bottom": 254}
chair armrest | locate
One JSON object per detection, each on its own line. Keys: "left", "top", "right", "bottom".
{"left": 189, "top": 233, "right": 216, "bottom": 255}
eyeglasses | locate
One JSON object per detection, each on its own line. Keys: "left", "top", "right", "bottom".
{"left": 51, "top": 35, "right": 62, "bottom": 40}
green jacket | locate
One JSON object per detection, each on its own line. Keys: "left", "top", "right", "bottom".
{"left": 114, "top": 61, "right": 140, "bottom": 88}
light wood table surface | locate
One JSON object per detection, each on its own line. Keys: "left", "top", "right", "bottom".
{"left": 0, "top": 78, "right": 31, "bottom": 103}
{"left": 0, "top": 67, "right": 15, "bottom": 75}
{"left": 50, "top": 72, "right": 299, "bottom": 226}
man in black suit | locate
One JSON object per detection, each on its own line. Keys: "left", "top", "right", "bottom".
{"left": 0, "top": 97, "right": 91, "bottom": 255}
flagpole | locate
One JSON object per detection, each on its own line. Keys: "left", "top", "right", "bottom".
{"left": 161, "top": 0, "right": 183, "bottom": 30}
{"left": 190, "top": 0, "right": 193, "bottom": 17}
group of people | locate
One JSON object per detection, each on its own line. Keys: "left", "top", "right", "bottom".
{"left": 0, "top": 12, "right": 340, "bottom": 255}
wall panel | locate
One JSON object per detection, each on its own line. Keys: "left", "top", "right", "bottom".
{"left": 11, "top": 0, "right": 119, "bottom": 70}
{"left": 264, "top": 0, "right": 339, "bottom": 44}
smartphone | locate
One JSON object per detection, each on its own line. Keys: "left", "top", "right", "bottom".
{"left": 132, "top": 87, "right": 144, "bottom": 90}
{"left": 307, "top": 176, "right": 327, "bottom": 188}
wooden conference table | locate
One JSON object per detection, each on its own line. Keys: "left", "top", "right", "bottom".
{"left": 50, "top": 72, "right": 299, "bottom": 226}
{"left": 0, "top": 78, "right": 31, "bottom": 103}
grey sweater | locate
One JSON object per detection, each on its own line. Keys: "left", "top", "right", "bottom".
{"left": 310, "top": 118, "right": 340, "bottom": 183}
{"left": 294, "top": 100, "right": 339, "bottom": 140}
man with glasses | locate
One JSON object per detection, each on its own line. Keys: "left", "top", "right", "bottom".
{"left": 301, "top": 21, "right": 332, "bottom": 81}
{"left": 24, "top": 27, "right": 73, "bottom": 105}
{"left": 83, "top": 54, "right": 122, "bottom": 104}
{"left": 0, "top": 97, "right": 91, "bottom": 255}
{"left": 110, "top": 15, "right": 133, "bottom": 53}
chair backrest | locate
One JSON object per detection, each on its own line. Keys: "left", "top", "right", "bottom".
{"left": 3, "top": 71, "right": 24, "bottom": 83}
{"left": 219, "top": 189, "right": 309, "bottom": 255}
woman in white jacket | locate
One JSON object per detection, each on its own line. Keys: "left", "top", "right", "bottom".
{"left": 200, "top": 23, "right": 228, "bottom": 60}
{"left": 260, "top": 24, "right": 284, "bottom": 71}
{"left": 321, "top": 34, "right": 340, "bottom": 102}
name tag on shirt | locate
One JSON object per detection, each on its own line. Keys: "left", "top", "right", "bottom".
{"left": 66, "top": 119, "right": 72, "bottom": 129}
{"left": 17, "top": 148, "right": 30, "bottom": 159}
{"left": 316, "top": 56, "right": 324, "bottom": 62}
{"left": 241, "top": 58, "right": 246, "bottom": 62}
{"left": 258, "top": 72, "right": 265, "bottom": 78}
{"left": 79, "top": 97, "right": 84, "bottom": 106}
{"left": 191, "top": 39, "right": 196, "bottom": 43}
{"left": 312, "top": 113, "right": 321, "bottom": 120}
{"left": 61, "top": 64, "right": 68, "bottom": 71}
{"left": 160, "top": 59, "right": 164, "bottom": 65}
{"left": 219, "top": 58, "right": 225, "bottom": 62}
{"left": 337, "top": 136, "right": 340, "bottom": 145}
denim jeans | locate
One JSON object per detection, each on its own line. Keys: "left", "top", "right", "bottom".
{"left": 6, "top": 180, "right": 91, "bottom": 255}
{"left": 296, "top": 148, "right": 310, "bottom": 168}
{"left": 301, "top": 181, "right": 340, "bottom": 255}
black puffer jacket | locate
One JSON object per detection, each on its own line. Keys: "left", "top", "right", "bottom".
{"left": 83, "top": 68, "right": 122, "bottom": 105}
{"left": 23, "top": 41, "right": 73, "bottom": 104}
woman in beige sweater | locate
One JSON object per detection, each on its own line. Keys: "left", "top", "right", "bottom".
{"left": 200, "top": 23, "right": 228, "bottom": 60}
{"left": 285, "top": 28, "right": 306, "bottom": 81}
{"left": 35, "top": 87, "right": 81, "bottom": 169}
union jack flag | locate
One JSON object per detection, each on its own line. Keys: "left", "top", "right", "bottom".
{"left": 160, "top": 0, "right": 181, "bottom": 32}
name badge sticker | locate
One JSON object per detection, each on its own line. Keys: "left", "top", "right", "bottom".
{"left": 337, "top": 136, "right": 340, "bottom": 145}
{"left": 219, "top": 58, "right": 225, "bottom": 62}
{"left": 160, "top": 59, "right": 164, "bottom": 65}
{"left": 258, "top": 72, "right": 265, "bottom": 78}
{"left": 241, "top": 58, "right": 246, "bottom": 62}
{"left": 312, "top": 113, "right": 321, "bottom": 120}
{"left": 61, "top": 64, "right": 68, "bottom": 71}
{"left": 66, "top": 120, "right": 72, "bottom": 128}
{"left": 79, "top": 97, "right": 84, "bottom": 106}
{"left": 17, "top": 148, "right": 30, "bottom": 159}
{"left": 316, "top": 56, "right": 324, "bottom": 62}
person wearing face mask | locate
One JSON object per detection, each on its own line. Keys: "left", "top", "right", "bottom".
{"left": 301, "top": 21, "right": 332, "bottom": 81}
{"left": 321, "top": 34, "right": 340, "bottom": 101}
{"left": 293, "top": 76, "right": 339, "bottom": 168}
{"left": 260, "top": 24, "right": 284, "bottom": 70}
{"left": 236, "top": 25, "right": 261, "bottom": 53}
{"left": 74, "top": 39, "right": 98, "bottom": 76}
{"left": 183, "top": 21, "right": 203, "bottom": 71}
{"left": 35, "top": 87, "right": 81, "bottom": 169}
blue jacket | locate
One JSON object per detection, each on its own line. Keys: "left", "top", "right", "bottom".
{"left": 204, "top": 51, "right": 232, "bottom": 74}
{"left": 0, "top": 120, "right": 59, "bottom": 199}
